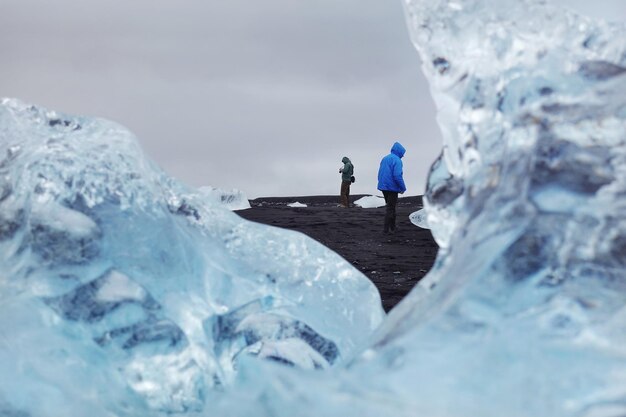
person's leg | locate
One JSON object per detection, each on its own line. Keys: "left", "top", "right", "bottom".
{"left": 339, "top": 182, "right": 344, "bottom": 206}
{"left": 340, "top": 181, "right": 349, "bottom": 207}
{"left": 382, "top": 190, "right": 392, "bottom": 232}
{"left": 346, "top": 183, "right": 351, "bottom": 207}
{"left": 389, "top": 191, "right": 398, "bottom": 231}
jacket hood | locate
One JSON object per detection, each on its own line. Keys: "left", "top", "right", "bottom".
{"left": 342, "top": 157, "right": 351, "bottom": 163}
{"left": 391, "top": 142, "right": 406, "bottom": 158}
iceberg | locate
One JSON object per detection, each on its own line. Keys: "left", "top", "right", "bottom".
{"left": 0, "top": 99, "right": 384, "bottom": 415}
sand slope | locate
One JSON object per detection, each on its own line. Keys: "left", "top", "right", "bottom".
{"left": 237, "top": 195, "right": 439, "bottom": 311}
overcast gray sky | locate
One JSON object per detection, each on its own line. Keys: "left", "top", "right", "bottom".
{"left": 2, "top": 1, "right": 624, "bottom": 198}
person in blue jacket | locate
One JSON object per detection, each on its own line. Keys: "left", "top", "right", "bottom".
{"left": 377, "top": 142, "right": 407, "bottom": 234}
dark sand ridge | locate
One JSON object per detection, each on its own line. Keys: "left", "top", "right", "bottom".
{"left": 237, "top": 195, "right": 439, "bottom": 312}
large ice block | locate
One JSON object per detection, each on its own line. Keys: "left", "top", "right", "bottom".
{"left": 3, "top": 0, "right": 626, "bottom": 414}
{"left": 212, "top": 1, "right": 626, "bottom": 416}
{"left": 356, "top": 1, "right": 626, "bottom": 416}
{"left": 0, "top": 98, "right": 384, "bottom": 415}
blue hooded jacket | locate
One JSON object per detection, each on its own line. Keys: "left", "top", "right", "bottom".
{"left": 377, "top": 142, "right": 407, "bottom": 193}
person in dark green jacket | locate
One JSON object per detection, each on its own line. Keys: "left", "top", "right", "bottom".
{"left": 339, "top": 156, "right": 354, "bottom": 208}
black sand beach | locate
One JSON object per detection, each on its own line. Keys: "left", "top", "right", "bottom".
{"left": 237, "top": 195, "right": 439, "bottom": 312}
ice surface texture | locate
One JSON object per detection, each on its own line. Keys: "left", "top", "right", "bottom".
{"left": 197, "top": 186, "right": 251, "bottom": 211}
{"left": 409, "top": 209, "right": 429, "bottom": 229}
{"left": 354, "top": 195, "right": 386, "bottom": 208}
{"left": 215, "top": 1, "right": 626, "bottom": 416}
{"left": 287, "top": 202, "right": 307, "bottom": 208}
{"left": 3, "top": 0, "right": 626, "bottom": 414}
{"left": 0, "top": 99, "right": 384, "bottom": 416}
{"left": 359, "top": 0, "right": 626, "bottom": 416}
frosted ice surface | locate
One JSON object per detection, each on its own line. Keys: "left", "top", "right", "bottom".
{"left": 211, "top": 0, "right": 626, "bottom": 416}
{"left": 3, "top": 0, "right": 626, "bottom": 413}
{"left": 357, "top": 0, "right": 626, "bottom": 415}
{"left": 409, "top": 209, "right": 429, "bottom": 229}
{"left": 353, "top": 195, "right": 386, "bottom": 208}
{"left": 0, "top": 98, "right": 384, "bottom": 416}
{"left": 287, "top": 202, "right": 307, "bottom": 208}
{"left": 197, "top": 186, "right": 251, "bottom": 211}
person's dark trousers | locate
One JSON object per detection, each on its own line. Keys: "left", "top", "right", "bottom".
{"left": 382, "top": 190, "right": 398, "bottom": 232}
{"left": 340, "top": 181, "right": 351, "bottom": 207}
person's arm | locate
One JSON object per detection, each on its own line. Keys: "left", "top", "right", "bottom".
{"left": 393, "top": 159, "right": 407, "bottom": 193}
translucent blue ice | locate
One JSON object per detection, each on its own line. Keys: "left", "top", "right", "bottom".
{"left": 3, "top": 0, "right": 626, "bottom": 415}
{"left": 213, "top": 1, "right": 626, "bottom": 416}
{"left": 197, "top": 186, "right": 251, "bottom": 211}
{"left": 0, "top": 99, "right": 384, "bottom": 416}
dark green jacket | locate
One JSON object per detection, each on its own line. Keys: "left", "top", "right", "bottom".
{"left": 341, "top": 157, "right": 354, "bottom": 182}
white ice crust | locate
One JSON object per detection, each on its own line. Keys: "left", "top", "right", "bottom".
{"left": 409, "top": 209, "right": 429, "bottom": 229}
{"left": 198, "top": 186, "right": 251, "bottom": 211}
{"left": 353, "top": 195, "right": 385, "bottom": 208}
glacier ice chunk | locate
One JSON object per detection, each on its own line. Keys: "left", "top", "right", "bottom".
{"left": 408, "top": 209, "right": 429, "bottom": 229}
{"left": 287, "top": 201, "right": 307, "bottom": 208}
{"left": 208, "top": 1, "right": 626, "bottom": 416}
{"left": 3, "top": 0, "right": 626, "bottom": 414}
{"left": 0, "top": 98, "right": 384, "bottom": 415}
{"left": 348, "top": 0, "right": 626, "bottom": 416}
{"left": 353, "top": 195, "right": 386, "bottom": 208}
{"left": 198, "top": 186, "right": 251, "bottom": 211}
